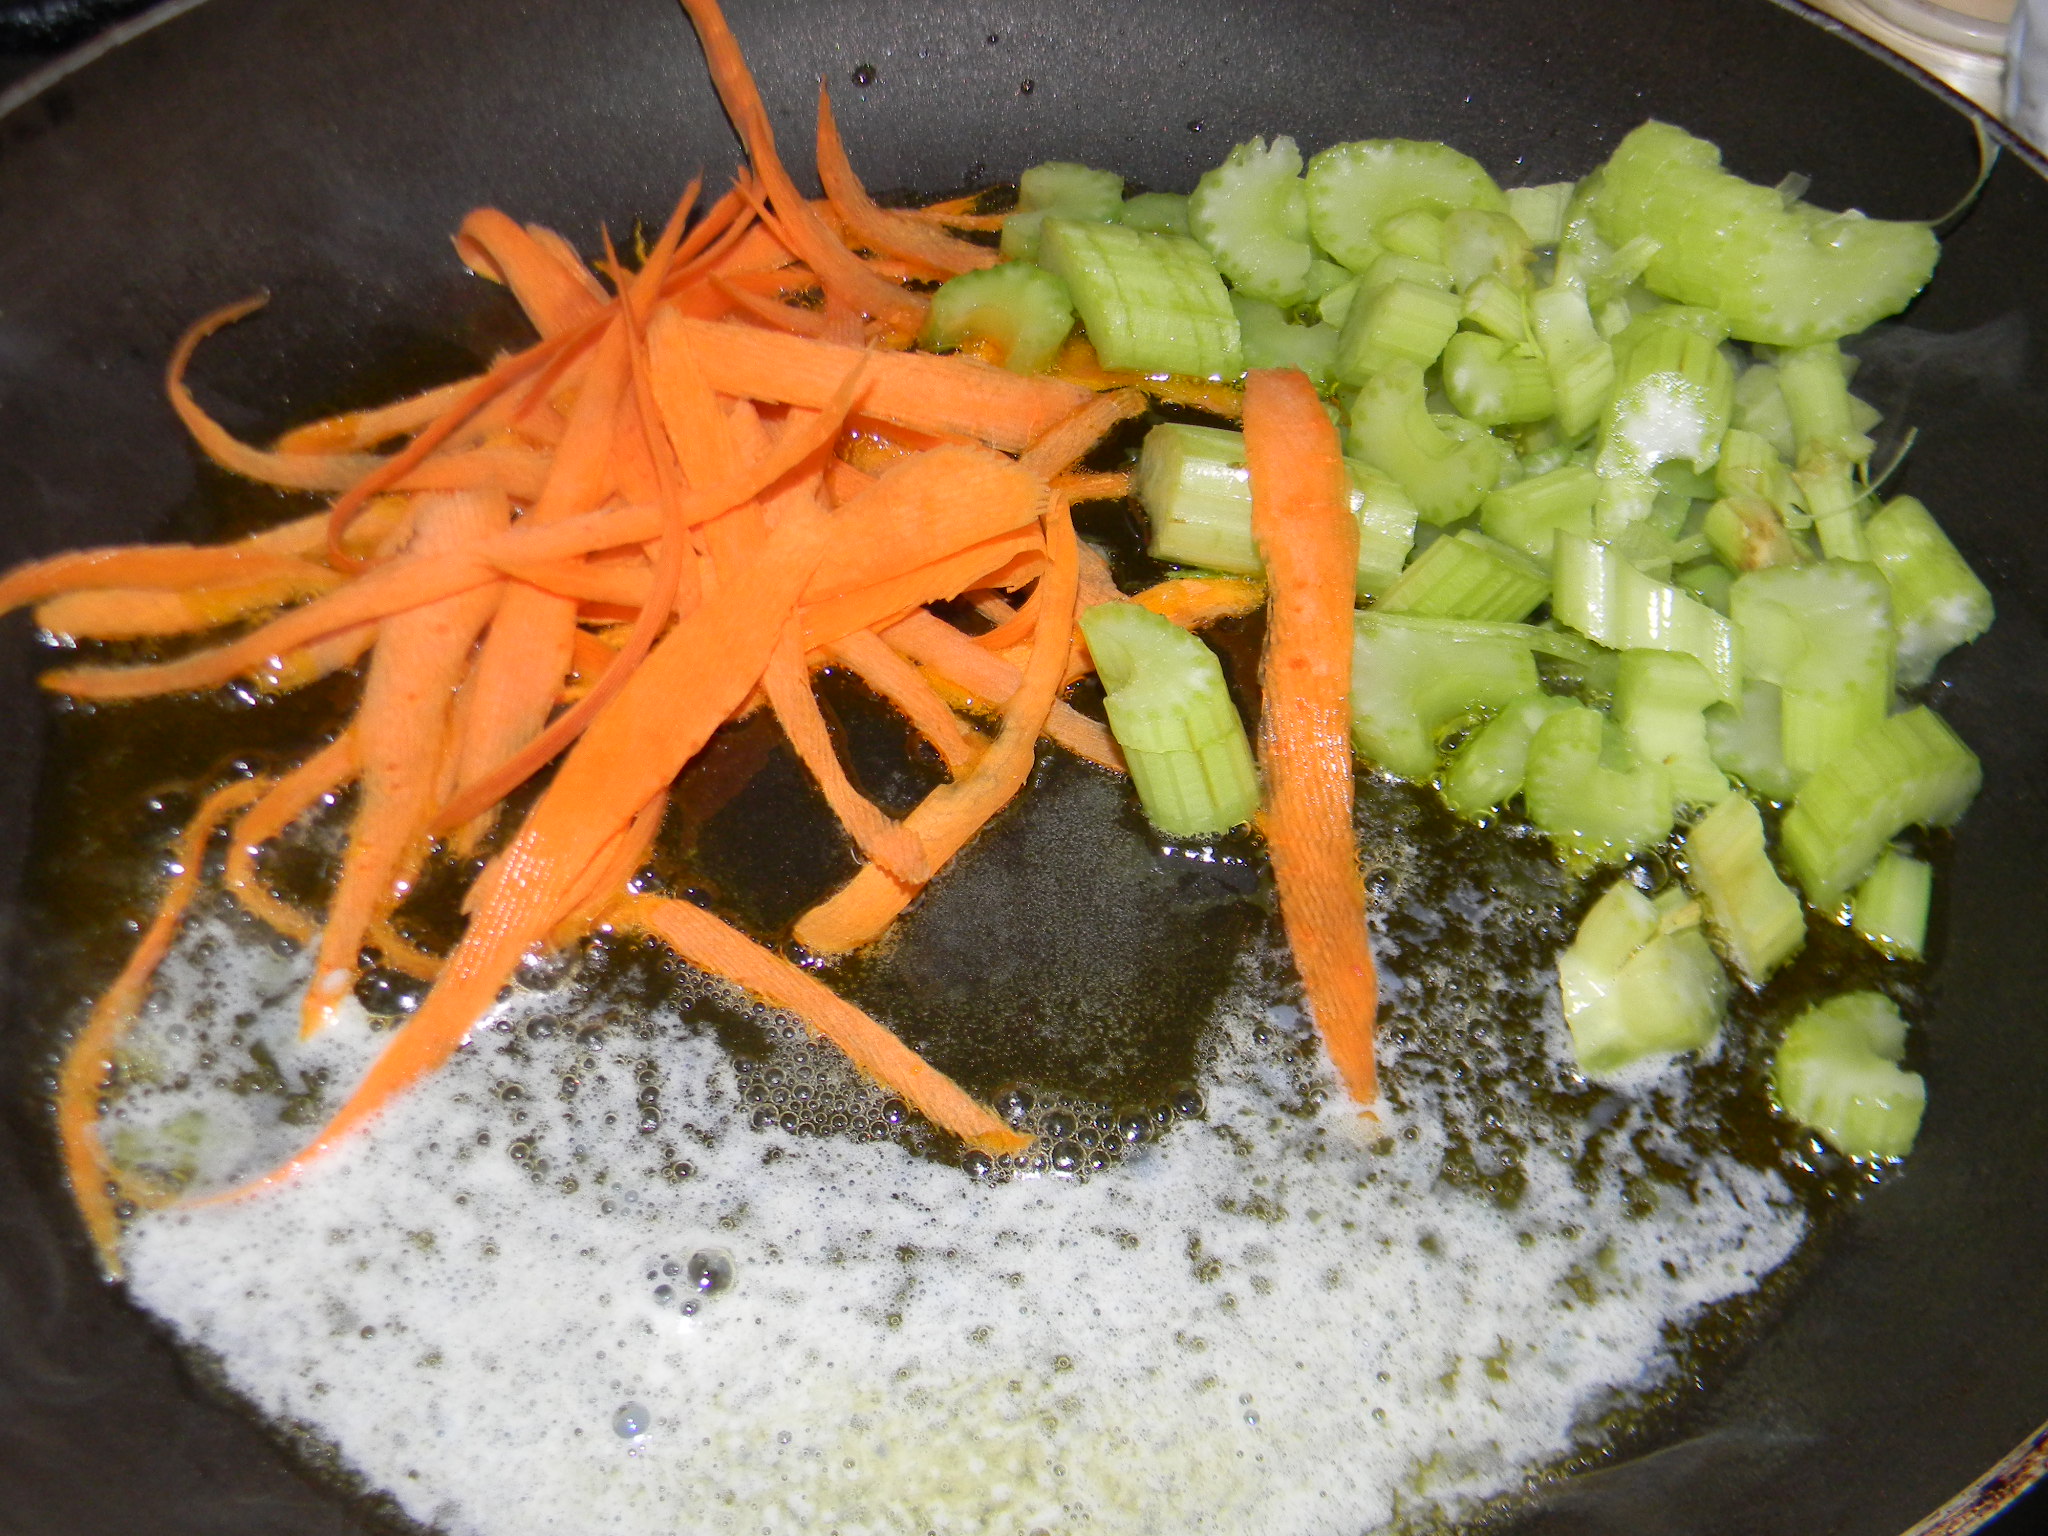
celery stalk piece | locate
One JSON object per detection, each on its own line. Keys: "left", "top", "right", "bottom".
{"left": 1506, "top": 182, "right": 1574, "bottom": 247}
{"left": 1531, "top": 283, "right": 1617, "bottom": 441}
{"left": 1121, "top": 192, "right": 1192, "bottom": 236}
{"left": 1579, "top": 121, "right": 1940, "bottom": 346}
{"left": 1558, "top": 879, "right": 1729, "bottom": 1077}
{"left": 1715, "top": 426, "right": 1802, "bottom": 519}
{"left": 1551, "top": 532, "right": 1740, "bottom": 702}
{"left": 1779, "top": 705, "right": 1981, "bottom": 906}
{"left": 1680, "top": 794, "right": 1805, "bottom": 982}
{"left": 1524, "top": 701, "right": 1676, "bottom": 868}
{"left": 1318, "top": 277, "right": 1363, "bottom": 329}
{"left": 1441, "top": 332, "right": 1556, "bottom": 426}
{"left": 1379, "top": 529, "right": 1550, "bottom": 623}
{"left": 1850, "top": 846, "right": 1933, "bottom": 960}
{"left": 1303, "top": 257, "right": 1353, "bottom": 302}
{"left": 1442, "top": 209, "right": 1533, "bottom": 292}
{"left": 1770, "top": 992, "right": 1925, "bottom": 1159}
{"left": 1002, "top": 161, "right": 1126, "bottom": 262}
{"left": 1679, "top": 560, "right": 1736, "bottom": 615}
{"left": 1729, "top": 561, "right": 1892, "bottom": 775}
{"left": 1779, "top": 341, "right": 1875, "bottom": 558}
{"left": 1441, "top": 691, "right": 1575, "bottom": 816}
{"left": 1377, "top": 208, "right": 1447, "bottom": 263}
{"left": 1592, "top": 317, "right": 1735, "bottom": 534}
{"left": 1333, "top": 278, "right": 1463, "bottom": 382}
{"left": 1704, "top": 496, "right": 1804, "bottom": 572}
{"left": 1462, "top": 275, "right": 1531, "bottom": 343}
{"left": 1039, "top": 219, "right": 1242, "bottom": 378}
{"left": 1231, "top": 295, "right": 1341, "bottom": 388}
{"left": 1305, "top": 139, "right": 1509, "bottom": 274}
{"left": 1080, "top": 602, "right": 1261, "bottom": 838}
{"left": 1865, "top": 495, "right": 1995, "bottom": 687}
{"left": 919, "top": 264, "right": 1076, "bottom": 374}
{"left": 1190, "top": 136, "right": 1316, "bottom": 306}
{"left": 1614, "top": 650, "right": 1732, "bottom": 807}
{"left": 1349, "top": 612, "right": 1540, "bottom": 780}
{"left": 1732, "top": 362, "right": 1798, "bottom": 461}
{"left": 1135, "top": 422, "right": 1416, "bottom": 595}
{"left": 1480, "top": 464, "right": 1601, "bottom": 564}
{"left": 1346, "top": 362, "right": 1509, "bottom": 525}
{"left": 1706, "top": 680, "right": 1805, "bottom": 802}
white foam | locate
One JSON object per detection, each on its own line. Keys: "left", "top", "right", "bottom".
{"left": 111, "top": 895, "right": 1807, "bottom": 1536}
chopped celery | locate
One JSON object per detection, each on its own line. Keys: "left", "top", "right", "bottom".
{"left": 1003, "top": 161, "right": 1125, "bottom": 262}
{"left": 1850, "top": 846, "right": 1932, "bottom": 960}
{"left": 1231, "top": 295, "right": 1341, "bottom": 387}
{"left": 1039, "top": 219, "right": 1242, "bottom": 378}
{"left": 1551, "top": 532, "right": 1740, "bottom": 702}
{"left": 1318, "top": 277, "right": 1363, "bottom": 329}
{"left": 1732, "top": 362, "right": 1798, "bottom": 461}
{"left": 1135, "top": 422, "right": 1417, "bottom": 595}
{"left": 1524, "top": 701, "right": 1675, "bottom": 867}
{"left": 1864, "top": 495, "right": 1995, "bottom": 687}
{"left": 1506, "top": 182, "right": 1574, "bottom": 247}
{"left": 1678, "top": 559, "right": 1736, "bottom": 614}
{"left": 1305, "top": 138, "right": 1509, "bottom": 273}
{"left": 1379, "top": 529, "right": 1550, "bottom": 622}
{"left": 1779, "top": 705, "right": 1981, "bottom": 905}
{"left": 1593, "top": 316, "right": 1735, "bottom": 533}
{"left": 1580, "top": 121, "right": 1940, "bottom": 346}
{"left": 1680, "top": 794, "right": 1805, "bottom": 982}
{"left": 1614, "top": 650, "right": 1731, "bottom": 806}
{"left": 1120, "top": 192, "right": 1192, "bottom": 236}
{"left": 1080, "top": 602, "right": 1260, "bottom": 838}
{"left": 1729, "top": 561, "right": 1891, "bottom": 775}
{"left": 1303, "top": 257, "right": 1353, "bottom": 302}
{"left": 1376, "top": 208, "right": 1446, "bottom": 263}
{"left": 1346, "top": 363, "right": 1509, "bottom": 525}
{"left": 1441, "top": 332, "right": 1555, "bottom": 426}
{"left": 1349, "top": 612, "right": 1540, "bottom": 780}
{"left": 1480, "top": 463, "right": 1601, "bottom": 563}
{"left": 1558, "top": 879, "right": 1729, "bottom": 1076}
{"left": 1770, "top": 992, "right": 1925, "bottom": 1159}
{"left": 1442, "top": 209, "right": 1533, "bottom": 292}
{"left": 1704, "top": 496, "right": 1804, "bottom": 572}
{"left": 1461, "top": 275, "right": 1530, "bottom": 342}
{"left": 1706, "top": 680, "right": 1805, "bottom": 802}
{"left": 1714, "top": 428, "right": 1800, "bottom": 515}
{"left": 919, "top": 263, "right": 1075, "bottom": 373}
{"left": 1333, "top": 278, "right": 1463, "bottom": 382}
{"left": 1531, "top": 283, "right": 1616, "bottom": 440}
{"left": 1190, "top": 136, "right": 1316, "bottom": 306}
{"left": 1779, "top": 342, "right": 1874, "bottom": 558}
{"left": 1440, "top": 691, "right": 1574, "bottom": 816}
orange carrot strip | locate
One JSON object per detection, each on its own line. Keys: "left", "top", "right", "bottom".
{"left": 260, "top": 620, "right": 379, "bottom": 696}
{"left": 712, "top": 273, "right": 831, "bottom": 337}
{"left": 275, "top": 376, "right": 477, "bottom": 455}
{"left": 797, "top": 528, "right": 1042, "bottom": 652}
{"left": 1244, "top": 367, "right": 1378, "bottom": 1106}
{"left": 825, "top": 456, "right": 877, "bottom": 505}
{"left": 826, "top": 628, "right": 984, "bottom": 774}
{"left": 765, "top": 626, "right": 931, "bottom": 884}
{"left": 646, "top": 301, "right": 740, "bottom": 486}
{"left": 815, "top": 81, "right": 999, "bottom": 279}
{"left": 492, "top": 560, "right": 653, "bottom": 608}
{"left": 802, "top": 445, "right": 1048, "bottom": 600}
{"left": 672, "top": 315, "right": 1088, "bottom": 452}
{"left": 1133, "top": 575, "right": 1267, "bottom": 629}
{"left": 301, "top": 491, "right": 512, "bottom": 1036}
{"left": 969, "top": 587, "right": 1040, "bottom": 651}
{"left": 365, "top": 917, "right": 445, "bottom": 982}
{"left": 58, "top": 774, "right": 270, "bottom": 1275}
{"left": 880, "top": 608, "right": 1124, "bottom": 772}
{"left": 454, "top": 209, "right": 608, "bottom": 336}
{"left": 1052, "top": 336, "right": 1246, "bottom": 420}
{"left": 546, "top": 791, "right": 670, "bottom": 947}
{"left": 1050, "top": 469, "right": 1133, "bottom": 503}
{"left": 223, "top": 734, "right": 359, "bottom": 944}
{"left": 626, "top": 179, "right": 703, "bottom": 322}
{"left": 42, "top": 551, "right": 498, "bottom": 700}
{"left": 0, "top": 542, "right": 321, "bottom": 615}
{"left": 670, "top": 181, "right": 751, "bottom": 271}
{"left": 677, "top": 0, "right": 927, "bottom": 329}
{"left": 1017, "top": 388, "right": 1146, "bottom": 481}
{"left": 395, "top": 443, "right": 554, "bottom": 501}
{"left": 793, "top": 498, "right": 1081, "bottom": 954}
{"left": 34, "top": 564, "right": 345, "bottom": 641}
{"left": 616, "top": 895, "right": 1027, "bottom": 1154}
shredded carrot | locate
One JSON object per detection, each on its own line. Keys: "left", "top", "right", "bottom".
{"left": 825, "top": 628, "right": 985, "bottom": 774}
{"left": 275, "top": 376, "right": 478, "bottom": 455}
{"left": 797, "top": 528, "right": 1044, "bottom": 652}
{"left": 1243, "top": 368, "right": 1378, "bottom": 1107}
{"left": 454, "top": 209, "right": 609, "bottom": 335}
{"left": 1133, "top": 574, "right": 1267, "bottom": 630}
{"left": 33, "top": 564, "right": 344, "bottom": 640}
{"left": 1052, "top": 336, "right": 1246, "bottom": 420}
{"left": 222, "top": 733, "right": 360, "bottom": 943}
{"left": 815, "top": 81, "right": 999, "bottom": 280}
{"left": 1049, "top": 469, "right": 1133, "bottom": 503}
{"left": 1018, "top": 388, "right": 1146, "bottom": 481}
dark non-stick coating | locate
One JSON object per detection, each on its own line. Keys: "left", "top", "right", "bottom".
{"left": 1, "top": 1, "right": 2044, "bottom": 1532}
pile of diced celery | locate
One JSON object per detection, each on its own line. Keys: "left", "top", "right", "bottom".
{"left": 917, "top": 121, "right": 1993, "bottom": 1164}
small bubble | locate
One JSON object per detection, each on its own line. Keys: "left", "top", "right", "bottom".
{"left": 1187, "top": 119, "right": 1205, "bottom": 133}
{"left": 687, "top": 1249, "right": 735, "bottom": 1295}
{"left": 962, "top": 1149, "right": 994, "bottom": 1178}
{"left": 1043, "top": 1111, "right": 1076, "bottom": 1139}
{"left": 851, "top": 63, "right": 876, "bottom": 86}
{"left": 613, "top": 1402, "right": 649, "bottom": 1438}
{"left": 986, "top": 32, "right": 999, "bottom": 43}
{"left": 653, "top": 1284, "right": 674, "bottom": 1303}
{"left": 1116, "top": 1111, "right": 1151, "bottom": 1144}
{"left": 1172, "top": 1085, "right": 1206, "bottom": 1119}
{"left": 995, "top": 1087, "right": 1034, "bottom": 1125}
{"left": 1018, "top": 78, "right": 1035, "bottom": 95}
{"left": 1049, "top": 1140, "right": 1084, "bottom": 1174}
{"left": 881, "top": 1097, "right": 908, "bottom": 1126}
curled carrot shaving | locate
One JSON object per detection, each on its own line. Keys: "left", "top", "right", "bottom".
{"left": 222, "top": 733, "right": 360, "bottom": 943}
{"left": 825, "top": 628, "right": 985, "bottom": 774}
{"left": 815, "top": 81, "right": 999, "bottom": 280}
{"left": 1133, "top": 575, "right": 1267, "bottom": 630}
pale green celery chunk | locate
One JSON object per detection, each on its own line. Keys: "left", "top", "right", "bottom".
{"left": 1551, "top": 531, "right": 1740, "bottom": 702}
{"left": 1706, "top": 679, "right": 1805, "bottom": 802}
{"left": 1729, "top": 561, "right": 1891, "bottom": 775}
{"left": 1306, "top": 138, "right": 1508, "bottom": 273}
{"left": 1680, "top": 794, "right": 1805, "bottom": 982}
{"left": 1524, "top": 701, "right": 1676, "bottom": 868}
{"left": 1592, "top": 317, "right": 1735, "bottom": 535}
{"left": 1864, "top": 494, "right": 1995, "bottom": 688}
{"left": 1558, "top": 879, "right": 1729, "bottom": 1076}
{"left": 919, "top": 263, "right": 1076, "bottom": 373}
{"left": 1334, "top": 278, "right": 1463, "bottom": 382}
{"left": 1614, "top": 650, "right": 1732, "bottom": 807}
{"left": 1506, "top": 182, "right": 1574, "bottom": 247}
{"left": 1771, "top": 991, "right": 1925, "bottom": 1159}
{"left": 1318, "top": 276, "right": 1364, "bottom": 328}
{"left": 1190, "top": 136, "right": 1316, "bottom": 306}
{"left": 1480, "top": 463, "right": 1601, "bottom": 563}
{"left": 1850, "top": 846, "right": 1932, "bottom": 961}
{"left": 1376, "top": 208, "right": 1446, "bottom": 263}
{"left": 1779, "top": 705, "right": 1980, "bottom": 906}
{"left": 1440, "top": 692, "right": 1574, "bottom": 816}
{"left": 1732, "top": 362, "right": 1798, "bottom": 461}
{"left": 1349, "top": 611, "right": 1539, "bottom": 780}
{"left": 1462, "top": 274, "right": 1530, "bottom": 342}
{"left": 1003, "top": 161, "right": 1125, "bottom": 261}
{"left": 1346, "top": 363, "right": 1509, "bottom": 525}
{"left": 1038, "top": 219, "right": 1242, "bottom": 377}
{"left": 1442, "top": 209, "right": 1533, "bottom": 291}
{"left": 1531, "top": 282, "right": 1616, "bottom": 440}
{"left": 1378, "top": 529, "right": 1551, "bottom": 623}
{"left": 1704, "top": 496, "right": 1805, "bottom": 572}
{"left": 1679, "top": 560, "right": 1736, "bottom": 615}
{"left": 1231, "top": 294, "right": 1340, "bottom": 388}
{"left": 1120, "top": 192, "right": 1192, "bottom": 236}
{"left": 1441, "top": 332, "right": 1555, "bottom": 425}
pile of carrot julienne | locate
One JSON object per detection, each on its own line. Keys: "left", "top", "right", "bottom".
{"left": 24, "top": 0, "right": 1379, "bottom": 1276}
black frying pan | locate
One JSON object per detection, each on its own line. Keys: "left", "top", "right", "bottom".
{"left": 1, "top": 1, "right": 2045, "bottom": 1532}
